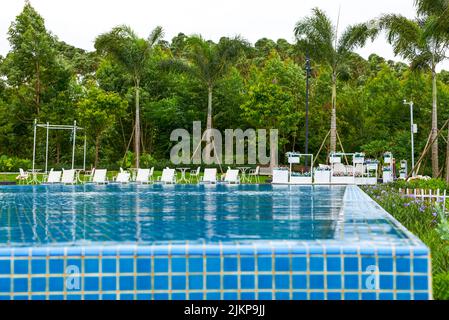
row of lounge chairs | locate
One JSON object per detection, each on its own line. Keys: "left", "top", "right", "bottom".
{"left": 17, "top": 167, "right": 244, "bottom": 185}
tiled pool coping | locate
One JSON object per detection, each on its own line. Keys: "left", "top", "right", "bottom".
{"left": 0, "top": 186, "right": 432, "bottom": 300}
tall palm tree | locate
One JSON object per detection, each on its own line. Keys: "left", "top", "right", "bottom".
{"left": 294, "top": 8, "right": 376, "bottom": 153}
{"left": 165, "top": 35, "right": 246, "bottom": 137}
{"left": 415, "top": 0, "right": 449, "bottom": 181}
{"left": 95, "top": 25, "right": 163, "bottom": 168}
{"left": 379, "top": 13, "right": 449, "bottom": 178}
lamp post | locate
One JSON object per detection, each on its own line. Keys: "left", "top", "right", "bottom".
{"left": 305, "top": 54, "right": 311, "bottom": 158}
{"left": 404, "top": 100, "right": 416, "bottom": 177}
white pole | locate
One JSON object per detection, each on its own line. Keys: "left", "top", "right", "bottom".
{"left": 32, "top": 119, "right": 37, "bottom": 173}
{"left": 72, "top": 120, "right": 77, "bottom": 170}
{"left": 45, "top": 122, "right": 49, "bottom": 174}
{"left": 410, "top": 102, "right": 416, "bottom": 177}
{"left": 83, "top": 135, "right": 87, "bottom": 171}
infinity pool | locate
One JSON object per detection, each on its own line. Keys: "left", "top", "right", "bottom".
{"left": 0, "top": 185, "right": 431, "bottom": 300}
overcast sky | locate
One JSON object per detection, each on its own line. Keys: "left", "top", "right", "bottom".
{"left": 1, "top": 0, "right": 448, "bottom": 70}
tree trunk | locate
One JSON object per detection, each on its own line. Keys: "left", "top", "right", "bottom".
{"left": 206, "top": 85, "right": 213, "bottom": 130}
{"left": 446, "top": 128, "right": 449, "bottom": 183}
{"left": 431, "top": 66, "right": 439, "bottom": 178}
{"left": 204, "top": 85, "right": 214, "bottom": 161}
{"left": 95, "top": 136, "right": 100, "bottom": 168}
{"left": 135, "top": 80, "right": 141, "bottom": 169}
{"left": 330, "top": 72, "right": 337, "bottom": 153}
{"left": 35, "top": 61, "right": 40, "bottom": 115}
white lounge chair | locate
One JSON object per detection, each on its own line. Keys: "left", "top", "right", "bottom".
{"left": 248, "top": 166, "right": 260, "bottom": 183}
{"left": 61, "top": 169, "right": 76, "bottom": 184}
{"left": 222, "top": 169, "right": 240, "bottom": 184}
{"left": 46, "top": 169, "right": 62, "bottom": 184}
{"left": 157, "top": 168, "right": 176, "bottom": 184}
{"left": 148, "top": 167, "right": 155, "bottom": 183}
{"left": 190, "top": 167, "right": 201, "bottom": 183}
{"left": 92, "top": 169, "right": 108, "bottom": 184}
{"left": 114, "top": 171, "right": 130, "bottom": 184}
{"left": 200, "top": 168, "right": 217, "bottom": 184}
{"left": 332, "top": 163, "right": 346, "bottom": 176}
{"left": 354, "top": 164, "right": 365, "bottom": 177}
{"left": 136, "top": 169, "right": 151, "bottom": 184}
{"left": 16, "top": 168, "right": 29, "bottom": 184}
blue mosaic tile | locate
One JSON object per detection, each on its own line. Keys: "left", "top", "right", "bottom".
{"left": 49, "top": 260, "right": 64, "bottom": 274}
{"left": 292, "top": 275, "right": 307, "bottom": 289}
{"left": 85, "top": 259, "right": 99, "bottom": 273}
{"left": 275, "top": 257, "right": 290, "bottom": 272}
{"left": 136, "top": 258, "right": 151, "bottom": 273}
{"left": 310, "top": 257, "right": 324, "bottom": 272}
{"left": 327, "top": 275, "right": 342, "bottom": 289}
{"left": 223, "top": 292, "right": 238, "bottom": 300}
{"left": 241, "top": 292, "right": 255, "bottom": 300}
{"left": 172, "top": 258, "right": 186, "bottom": 273}
{"left": 275, "top": 292, "right": 290, "bottom": 300}
{"left": 206, "top": 292, "right": 220, "bottom": 300}
{"left": 292, "top": 291, "right": 307, "bottom": 300}
{"left": 102, "top": 259, "right": 116, "bottom": 273}
{"left": 258, "top": 275, "right": 272, "bottom": 289}
{"left": 31, "top": 260, "right": 46, "bottom": 274}
{"left": 136, "top": 276, "right": 151, "bottom": 291}
{"left": 223, "top": 257, "right": 238, "bottom": 272}
{"left": 310, "top": 292, "right": 325, "bottom": 300}
{"left": 154, "top": 258, "right": 169, "bottom": 273}
{"left": 380, "top": 275, "right": 393, "bottom": 290}
{"left": 344, "top": 257, "right": 358, "bottom": 272}
{"left": 206, "top": 258, "right": 220, "bottom": 272}
{"left": 172, "top": 293, "right": 186, "bottom": 300}
{"left": 0, "top": 260, "right": 11, "bottom": 274}
{"left": 275, "top": 275, "right": 289, "bottom": 289}
{"left": 344, "top": 275, "right": 359, "bottom": 290}
{"left": 328, "top": 292, "right": 342, "bottom": 300}
{"left": 241, "top": 275, "right": 255, "bottom": 289}
{"left": 188, "top": 258, "right": 203, "bottom": 272}
{"left": 241, "top": 257, "right": 255, "bottom": 272}
{"left": 310, "top": 275, "right": 324, "bottom": 290}
{"left": 206, "top": 275, "right": 220, "bottom": 290}
{"left": 49, "top": 277, "right": 63, "bottom": 291}
{"left": 344, "top": 292, "right": 359, "bottom": 300}
{"left": 189, "top": 275, "right": 203, "bottom": 290}
{"left": 0, "top": 278, "right": 10, "bottom": 292}
{"left": 396, "top": 258, "right": 411, "bottom": 273}
{"left": 172, "top": 275, "right": 186, "bottom": 290}
{"left": 257, "top": 257, "right": 272, "bottom": 272}
{"left": 413, "top": 258, "right": 428, "bottom": 273}
{"left": 258, "top": 292, "right": 272, "bottom": 300}
{"left": 378, "top": 257, "right": 393, "bottom": 272}
{"left": 31, "top": 278, "right": 46, "bottom": 291}
{"left": 397, "top": 275, "right": 411, "bottom": 290}
{"left": 119, "top": 276, "right": 133, "bottom": 291}
{"left": 154, "top": 293, "right": 169, "bottom": 300}
{"left": 14, "top": 260, "right": 28, "bottom": 274}
{"left": 85, "top": 277, "right": 99, "bottom": 291}
{"left": 102, "top": 276, "right": 116, "bottom": 291}
{"left": 13, "top": 278, "right": 28, "bottom": 292}
{"left": 223, "top": 275, "right": 238, "bottom": 289}
{"left": 154, "top": 276, "right": 168, "bottom": 290}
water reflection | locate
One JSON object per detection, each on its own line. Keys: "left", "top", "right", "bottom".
{"left": 0, "top": 184, "right": 403, "bottom": 246}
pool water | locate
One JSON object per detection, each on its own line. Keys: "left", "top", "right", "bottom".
{"left": 0, "top": 185, "right": 431, "bottom": 300}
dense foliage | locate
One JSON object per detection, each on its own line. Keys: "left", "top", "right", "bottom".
{"left": 1, "top": 2, "right": 449, "bottom": 175}
{"left": 363, "top": 183, "right": 449, "bottom": 300}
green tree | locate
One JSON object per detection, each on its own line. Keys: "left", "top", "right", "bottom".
{"left": 77, "top": 84, "right": 127, "bottom": 167}
{"left": 3, "top": 1, "right": 58, "bottom": 116}
{"left": 95, "top": 25, "right": 164, "bottom": 168}
{"left": 294, "top": 8, "right": 376, "bottom": 152}
{"left": 241, "top": 52, "right": 305, "bottom": 166}
{"left": 379, "top": 13, "right": 449, "bottom": 178}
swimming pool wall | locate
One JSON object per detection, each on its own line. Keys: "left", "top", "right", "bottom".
{"left": 0, "top": 241, "right": 431, "bottom": 300}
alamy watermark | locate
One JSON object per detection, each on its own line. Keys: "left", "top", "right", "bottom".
{"left": 170, "top": 121, "right": 279, "bottom": 165}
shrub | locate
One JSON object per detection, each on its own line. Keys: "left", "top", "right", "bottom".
{"left": 0, "top": 155, "right": 32, "bottom": 172}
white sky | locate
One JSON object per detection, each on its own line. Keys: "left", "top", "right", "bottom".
{"left": 1, "top": 0, "right": 449, "bottom": 70}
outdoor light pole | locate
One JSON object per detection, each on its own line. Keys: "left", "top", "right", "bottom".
{"left": 404, "top": 100, "right": 416, "bottom": 177}
{"left": 305, "top": 54, "right": 311, "bottom": 157}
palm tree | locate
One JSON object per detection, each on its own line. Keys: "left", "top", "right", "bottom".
{"left": 379, "top": 13, "right": 449, "bottom": 178}
{"left": 294, "top": 8, "right": 376, "bottom": 153}
{"left": 415, "top": 0, "right": 449, "bottom": 182}
{"left": 165, "top": 36, "right": 246, "bottom": 145}
{"left": 95, "top": 25, "right": 163, "bottom": 168}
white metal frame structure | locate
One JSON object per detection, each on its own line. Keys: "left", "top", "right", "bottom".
{"left": 32, "top": 119, "right": 86, "bottom": 179}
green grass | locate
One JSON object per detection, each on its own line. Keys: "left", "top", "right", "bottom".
{"left": 363, "top": 184, "right": 449, "bottom": 300}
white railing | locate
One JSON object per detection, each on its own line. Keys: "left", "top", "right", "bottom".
{"left": 398, "top": 188, "right": 447, "bottom": 212}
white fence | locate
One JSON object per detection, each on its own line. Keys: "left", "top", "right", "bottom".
{"left": 398, "top": 188, "right": 447, "bottom": 212}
